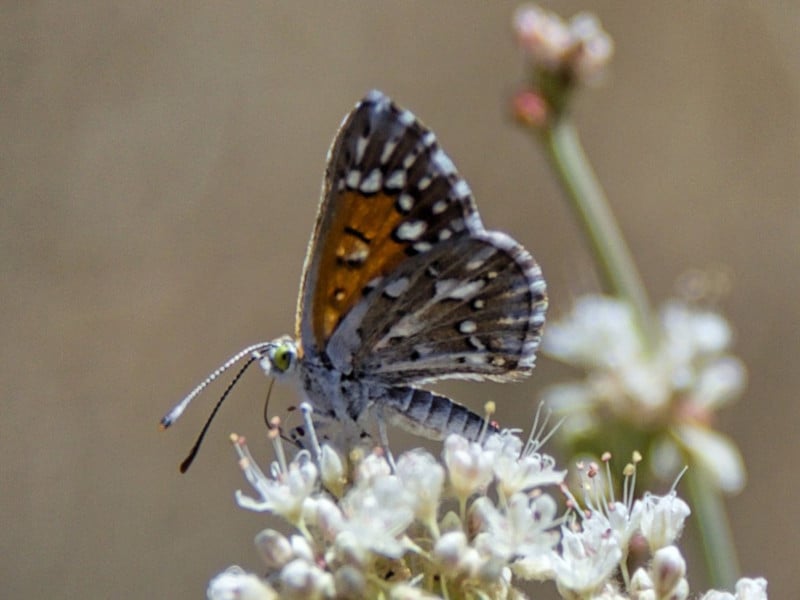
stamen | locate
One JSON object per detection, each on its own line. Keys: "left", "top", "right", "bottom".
{"left": 269, "top": 417, "right": 288, "bottom": 474}
{"left": 478, "top": 401, "right": 496, "bottom": 443}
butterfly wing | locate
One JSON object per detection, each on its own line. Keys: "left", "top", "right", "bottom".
{"left": 297, "top": 90, "right": 546, "bottom": 383}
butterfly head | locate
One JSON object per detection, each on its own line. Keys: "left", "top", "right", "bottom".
{"left": 257, "top": 335, "right": 300, "bottom": 380}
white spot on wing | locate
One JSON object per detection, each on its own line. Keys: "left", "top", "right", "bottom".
{"left": 397, "top": 193, "right": 414, "bottom": 212}
{"left": 396, "top": 220, "right": 427, "bottom": 241}
{"left": 453, "top": 179, "right": 471, "bottom": 197}
{"left": 446, "top": 280, "right": 484, "bottom": 300}
{"left": 344, "top": 247, "right": 369, "bottom": 264}
{"left": 432, "top": 199, "right": 448, "bottom": 214}
{"left": 360, "top": 169, "right": 382, "bottom": 193}
{"left": 413, "top": 241, "right": 432, "bottom": 253}
{"left": 383, "top": 277, "right": 410, "bottom": 299}
{"left": 346, "top": 169, "right": 361, "bottom": 189}
{"left": 399, "top": 109, "right": 415, "bottom": 126}
{"left": 380, "top": 139, "right": 398, "bottom": 164}
{"left": 460, "top": 319, "right": 478, "bottom": 334}
{"left": 434, "top": 278, "right": 460, "bottom": 298}
{"left": 376, "top": 313, "right": 425, "bottom": 347}
{"left": 403, "top": 151, "right": 418, "bottom": 169}
{"left": 432, "top": 149, "right": 455, "bottom": 174}
{"left": 355, "top": 136, "right": 368, "bottom": 164}
{"left": 385, "top": 170, "right": 407, "bottom": 189}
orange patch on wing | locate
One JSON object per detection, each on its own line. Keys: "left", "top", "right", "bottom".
{"left": 312, "top": 191, "right": 408, "bottom": 345}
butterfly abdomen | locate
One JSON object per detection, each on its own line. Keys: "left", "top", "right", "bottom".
{"left": 380, "top": 386, "right": 495, "bottom": 442}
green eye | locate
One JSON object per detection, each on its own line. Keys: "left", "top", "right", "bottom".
{"left": 272, "top": 343, "right": 294, "bottom": 372}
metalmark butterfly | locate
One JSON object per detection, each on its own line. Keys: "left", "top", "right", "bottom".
{"left": 162, "top": 91, "right": 547, "bottom": 467}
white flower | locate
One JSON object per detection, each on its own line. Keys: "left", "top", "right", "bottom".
{"left": 443, "top": 434, "right": 494, "bottom": 500}
{"left": 395, "top": 449, "right": 445, "bottom": 529}
{"left": 279, "top": 558, "right": 335, "bottom": 600}
{"left": 433, "top": 530, "right": 485, "bottom": 578}
{"left": 233, "top": 439, "right": 317, "bottom": 524}
{"left": 513, "top": 4, "right": 613, "bottom": 82}
{"left": 699, "top": 577, "right": 768, "bottom": 600}
{"left": 303, "top": 495, "right": 345, "bottom": 541}
{"left": 319, "top": 444, "right": 346, "bottom": 497}
{"left": 207, "top": 567, "right": 276, "bottom": 600}
{"left": 551, "top": 512, "right": 623, "bottom": 598}
{"left": 471, "top": 493, "right": 560, "bottom": 564}
{"left": 650, "top": 545, "right": 688, "bottom": 599}
{"left": 485, "top": 429, "right": 566, "bottom": 500}
{"left": 254, "top": 529, "right": 293, "bottom": 570}
{"left": 513, "top": 4, "right": 572, "bottom": 70}
{"left": 676, "top": 424, "right": 746, "bottom": 494}
{"left": 329, "top": 529, "right": 369, "bottom": 570}
{"left": 733, "top": 577, "right": 769, "bottom": 599}
{"left": 605, "top": 497, "right": 643, "bottom": 554}
{"left": 639, "top": 491, "right": 691, "bottom": 551}
{"left": 338, "top": 472, "right": 414, "bottom": 558}
{"left": 353, "top": 450, "right": 392, "bottom": 483}
{"left": 569, "top": 456, "right": 643, "bottom": 556}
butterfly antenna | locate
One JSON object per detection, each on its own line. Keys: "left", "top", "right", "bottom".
{"left": 262, "top": 377, "right": 276, "bottom": 429}
{"left": 160, "top": 343, "right": 271, "bottom": 429}
{"left": 177, "top": 354, "right": 259, "bottom": 473}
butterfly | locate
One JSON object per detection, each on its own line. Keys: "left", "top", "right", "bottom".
{"left": 162, "top": 91, "right": 547, "bottom": 467}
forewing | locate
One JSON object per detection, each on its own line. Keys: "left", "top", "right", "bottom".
{"left": 304, "top": 91, "right": 546, "bottom": 383}
{"left": 297, "top": 90, "right": 485, "bottom": 356}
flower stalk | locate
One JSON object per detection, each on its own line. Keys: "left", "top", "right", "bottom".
{"left": 512, "top": 3, "right": 745, "bottom": 589}
{"left": 540, "top": 117, "right": 657, "bottom": 349}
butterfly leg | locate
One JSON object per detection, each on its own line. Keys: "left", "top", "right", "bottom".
{"left": 373, "top": 404, "right": 398, "bottom": 472}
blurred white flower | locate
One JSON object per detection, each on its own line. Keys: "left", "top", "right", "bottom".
{"left": 675, "top": 424, "right": 746, "bottom": 493}
{"left": 207, "top": 567, "right": 276, "bottom": 600}
{"left": 513, "top": 4, "right": 613, "bottom": 83}
{"left": 278, "top": 558, "right": 335, "bottom": 600}
{"left": 699, "top": 577, "right": 768, "bottom": 600}
{"left": 542, "top": 294, "right": 747, "bottom": 492}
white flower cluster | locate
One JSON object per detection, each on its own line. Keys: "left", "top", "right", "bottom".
{"left": 513, "top": 3, "right": 613, "bottom": 83}
{"left": 541, "top": 295, "right": 747, "bottom": 494}
{"left": 203, "top": 408, "right": 766, "bottom": 599}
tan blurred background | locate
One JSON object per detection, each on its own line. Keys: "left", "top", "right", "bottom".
{"left": 2, "top": 2, "right": 798, "bottom": 598}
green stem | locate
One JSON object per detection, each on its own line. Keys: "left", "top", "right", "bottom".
{"left": 686, "top": 465, "right": 740, "bottom": 589}
{"left": 540, "top": 116, "right": 657, "bottom": 348}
